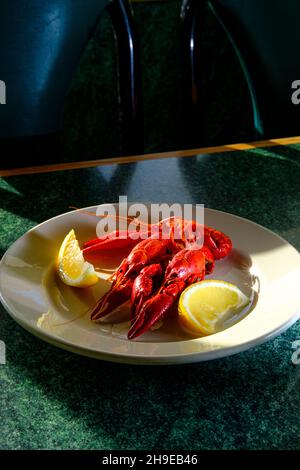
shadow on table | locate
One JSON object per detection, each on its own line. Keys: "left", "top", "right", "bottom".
{"left": 263, "top": 142, "right": 300, "bottom": 164}
{"left": 0, "top": 163, "right": 137, "bottom": 224}
{"left": 1, "top": 141, "right": 300, "bottom": 449}
{"left": 178, "top": 144, "right": 300, "bottom": 250}
{"left": 4, "top": 317, "right": 299, "bottom": 450}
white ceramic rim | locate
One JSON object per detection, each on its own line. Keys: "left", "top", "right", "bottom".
{"left": 0, "top": 205, "right": 300, "bottom": 365}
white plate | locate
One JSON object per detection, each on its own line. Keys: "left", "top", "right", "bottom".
{"left": 0, "top": 205, "right": 300, "bottom": 364}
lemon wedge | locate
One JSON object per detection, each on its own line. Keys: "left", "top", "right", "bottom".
{"left": 57, "top": 229, "right": 99, "bottom": 288}
{"left": 178, "top": 280, "right": 250, "bottom": 336}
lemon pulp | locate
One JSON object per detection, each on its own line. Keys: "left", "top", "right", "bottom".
{"left": 178, "top": 280, "right": 250, "bottom": 336}
{"left": 57, "top": 229, "right": 98, "bottom": 288}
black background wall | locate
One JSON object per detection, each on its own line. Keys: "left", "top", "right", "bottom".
{"left": 63, "top": 0, "right": 253, "bottom": 161}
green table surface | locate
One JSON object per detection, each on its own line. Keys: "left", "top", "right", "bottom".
{"left": 0, "top": 144, "right": 300, "bottom": 450}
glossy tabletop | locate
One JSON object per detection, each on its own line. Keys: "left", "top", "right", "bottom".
{"left": 0, "top": 139, "right": 300, "bottom": 449}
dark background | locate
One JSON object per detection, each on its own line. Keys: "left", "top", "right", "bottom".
{"left": 62, "top": 0, "right": 252, "bottom": 161}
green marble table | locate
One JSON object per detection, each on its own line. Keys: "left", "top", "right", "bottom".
{"left": 0, "top": 142, "right": 300, "bottom": 450}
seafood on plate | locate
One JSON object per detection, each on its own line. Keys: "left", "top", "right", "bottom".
{"left": 83, "top": 217, "right": 232, "bottom": 340}
{"left": 83, "top": 216, "right": 232, "bottom": 261}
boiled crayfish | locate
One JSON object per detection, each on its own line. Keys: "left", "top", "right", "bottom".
{"left": 83, "top": 217, "right": 232, "bottom": 339}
